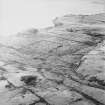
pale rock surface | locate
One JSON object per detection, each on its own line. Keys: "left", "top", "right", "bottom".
{"left": 0, "top": 13, "right": 105, "bottom": 105}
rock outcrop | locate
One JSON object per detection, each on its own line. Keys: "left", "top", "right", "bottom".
{"left": 0, "top": 13, "right": 105, "bottom": 105}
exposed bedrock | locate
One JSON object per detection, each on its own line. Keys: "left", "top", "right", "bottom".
{"left": 0, "top": 13, "right": 105, "bottom": 105}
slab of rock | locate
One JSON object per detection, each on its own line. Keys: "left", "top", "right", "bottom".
{"left": 0, "top": 13, "right": 105, "bottom": 105}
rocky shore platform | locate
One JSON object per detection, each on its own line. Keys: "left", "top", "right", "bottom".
{"left": 0, "top": 13, "right": 105, "bottom": 105}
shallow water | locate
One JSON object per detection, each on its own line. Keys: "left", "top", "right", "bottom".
{"left": 0, "top": 0, "right": 104, "bottom": 36}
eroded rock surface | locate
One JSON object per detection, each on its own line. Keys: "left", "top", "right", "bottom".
{"left": 0, "top": 13, "right": 105, "bottom": 105}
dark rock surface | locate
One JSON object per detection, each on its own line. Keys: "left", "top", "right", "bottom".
{"left": 0, "top": 13, "right": 105, "bottom": 105}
